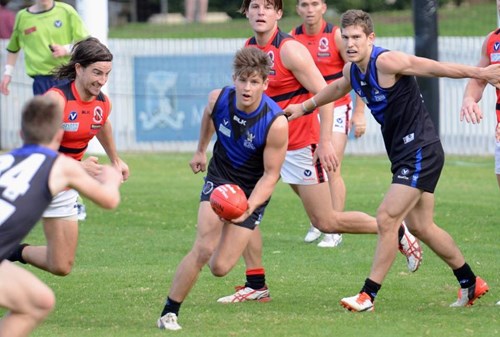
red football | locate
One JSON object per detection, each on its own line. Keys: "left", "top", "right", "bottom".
{"left": 210, "top": 184, "right": 248, "bottom": 220}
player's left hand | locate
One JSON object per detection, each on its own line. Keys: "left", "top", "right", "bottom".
{"left": 460, "top": 97, "right": 483, "bottom": 124}
{"left": 313, "top": 140, "right": 339, "bottom": 172}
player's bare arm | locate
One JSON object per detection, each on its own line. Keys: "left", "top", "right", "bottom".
{"left": 49, "top": 155, "right": 121, "bottom": 209}
{"left": 190, "top": 89, "right": 220, "bottom": 173}
{"left": 231, "top": 115, "right": 288, "bottom": 223}
{"left": 96, "top": 121, "right": 130, "bottom": 181}
{"left": 378, "top": 50, "right": 500, "bottom": 88}
{"left": 280, "top": 39, "right": 338, "bottom": 170}
{"left": 461, "top": 33, "right": 491, "bottom": 124}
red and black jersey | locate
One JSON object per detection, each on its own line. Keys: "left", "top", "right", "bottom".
{"left": 49, "top": 82, "right": 111, "bottom": 160}
{"left": 245, "top": 28, "right": 320, "bottom": 150}
{"left": 292, "top": 20, "right": 351, "bottom": 107}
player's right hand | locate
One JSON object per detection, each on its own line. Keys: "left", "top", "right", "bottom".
{"left": 82, "top": 156, "right": 103, "bottom": 177}
{"left": 189, "top": 151, "right": 207, "bottom": 173}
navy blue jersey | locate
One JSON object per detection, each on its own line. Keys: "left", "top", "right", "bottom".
{"left": 350, "top": 46, "right": 439, "bottom": 163}
{"left": 0, "top": 144, "right": 57, "bottom": 261}
{"left": 206, "top": 86, "right": 284, "bottom": 195}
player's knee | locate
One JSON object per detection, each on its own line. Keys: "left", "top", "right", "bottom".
{"left": 31, "top": 286, "right": 56, "bottom": 321}
{"left": 209, "top": 262, "right": 231, "bottom": 277}
{"left": 191, "top": 244, "right": 215, "bottom": 266}
{"left": 375, "top": 209, "right": 399, "bottom": 233}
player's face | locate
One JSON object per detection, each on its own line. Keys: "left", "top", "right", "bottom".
{"left": 75, "top": 61, "right": 112, "bottom": 100}
{"left": 296, "top": 0, "right": 326, "bottom": 26}
{"left": 233, "top": 72, "right": 269, "bottom": 113}
{"left": 341, "top": 25, "right": 374, "bottom": 65}
{"left": 246, "top": 0, "right": 283, "bottom": 34}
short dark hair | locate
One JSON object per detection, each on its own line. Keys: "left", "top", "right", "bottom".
{"left": 234, "top": 47, "right": 272, "bottom": 81}
{"left": 53, "top": 37, "right": 113, "bottom": 80}
{"left": 239, "top": 0, "right": 282, "bottom": 15}
{"left": 21, "top": 96, "right": 62, "bottom": 145}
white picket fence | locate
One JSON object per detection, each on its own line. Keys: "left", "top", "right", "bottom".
{"left": 0, "top": 37, "right": 496, "bottom": 155}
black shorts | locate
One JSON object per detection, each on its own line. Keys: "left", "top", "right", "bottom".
{"left": 390, "top": 141, "right": 444, "bottom": 193}
{"left": 200, "top": 179, "right": 268, "bottom": 230}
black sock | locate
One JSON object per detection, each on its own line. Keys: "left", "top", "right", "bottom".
{"left": 7, "top": 243, "right": 29, "bottom": 264}
{"left": 453, "top": 263, "right": 476, "bottom": 289}
{"left": 398, "top": 224, "right": 405, "bottom": 242}
{"left": 360, "top": 278, "right": 381, "bottom": 302}
{"left": 161, "top": 297, "right": 182, "bottom": 317}
{"left": 244, "top": 268, "right": 266, "bottom": 289}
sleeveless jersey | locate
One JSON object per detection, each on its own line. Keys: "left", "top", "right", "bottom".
{"left": 6, "top": 2, "right": 88, "bottom": 76}
{"left": 50, "top": 82, "right": 111, "bottom": 161}
{"left": 207, "top": 86, "right": 283, "bottom": 195}
{"left": 0, "top": 144, "right": 57, "bottom": 261}
{"left": 486, "top": 28, "right": 500, "bottom": 123}
{"left": 291, "top": 21, "right": 351, "bottom": 107}
{"left": 245, "top": 28, "right": 320, "bottom": 150}
{"left": 350, "top": 46, "right": 439, "bottom": 162}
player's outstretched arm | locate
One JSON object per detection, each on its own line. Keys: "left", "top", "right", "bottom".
{"left": 50, "top": 156, "right": 121, "bottom": 209}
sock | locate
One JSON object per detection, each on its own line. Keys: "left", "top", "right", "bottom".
{"left": 360, "top": 278, "right": 381, "bottom": 302}
{"left": 7, "top": 243, "right": 29, "bottom": 264}
{"left": 244, "top": 268, "right": 265, "bottom": 289}
{"left": 453, "top": 263, "right": 476, "bottom": 289}
{"left": 161, "top": 297, "right": 182, "bottom": 317}
{"left": 398, "top": 224, "right": 405, "bottom": 242}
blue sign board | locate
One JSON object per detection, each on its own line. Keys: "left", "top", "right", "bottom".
{"left": 134, "top": 55, "right": 233, "bottom": 142}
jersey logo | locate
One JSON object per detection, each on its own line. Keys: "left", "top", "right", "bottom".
{"left": 218, "top": 123, "right": 231, "bottom": 137}
{"left": 54, "top": 20, "right": 63, "bottom": 28}
{"left": 397, "top": 168, "right": 410, "bottom": 181}
{"left": 494, "top": 42, "right": 500, "bottom": 51}
{"left": 267, "top": 51, "right": 276, "bottom": 76}
{"left": 62, "top": 123, "right": 78, "bottom": 132}
{"left": 491, "top": 53, "right": 500, "bottom": 62}
{"left": 69, "top": 111, "right": 78, "bottom": 121}
{"left": 93, "top": 106, "right": 103, "bottom": 123}
{"left": 202, "top": 181, "right": 214, "bottom": 195}
{"left": 243, "top": 131, "right": 256, "bottom": 150}
{"left": 24, "top": 26, "right": 36, "bottom": 35}
{"left": 233, "top": 115, "right": 246, "bottom": 126}
{"left": 403, "top": 133, "right": 415, "bottom": 144}
{"left": 318, "top": 37, "right": 329, "bottom": 52}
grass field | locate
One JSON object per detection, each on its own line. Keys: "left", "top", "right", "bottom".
{"left": 108, "top": 1, "right": 497, "bottom": 38}
{"left": 5, "top": 153, "right": 498, "bottom": 337}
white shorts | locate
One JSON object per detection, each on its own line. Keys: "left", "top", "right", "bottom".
{"left": 281, "top": 145, "right": 328, "bottom": 185}
{"left": 42, "top": 189, "right": 79, "bottom": 219}
{"left": 319, "top": 102, "right": 352, "bottom": 135}
{"left": 495, "top": 140, "right": 500, "bottom": 174}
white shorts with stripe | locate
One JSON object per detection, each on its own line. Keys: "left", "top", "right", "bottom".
{"left": 332, "top": 102, "right": 353, "bottom": 135}
{"left": 281, "top": 145, "right": 328, "bottom": 185}
{"left": 42, "top": 188, "right": 79, "bottom": 219}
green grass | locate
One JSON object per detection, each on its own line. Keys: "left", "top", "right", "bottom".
{"left": 4, "top": 153, "right": 498, "bottom": 337}
{"left": 109, "top": 2, "right": 497, "bottom": 38}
